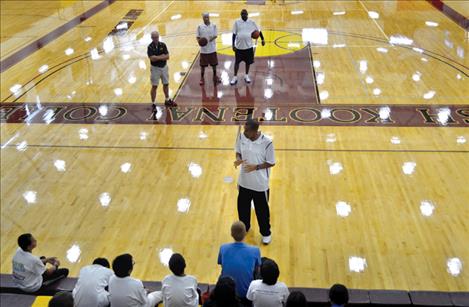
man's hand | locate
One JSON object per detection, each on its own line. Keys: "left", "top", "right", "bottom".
{"left": 234, "top": 159, "right": 245, "bottom": 168}
{"left": 243, "top": 164, "right": 257, "bottom": 173}
{"left": 261, "top": 40, "right": 265, "bottom": 46}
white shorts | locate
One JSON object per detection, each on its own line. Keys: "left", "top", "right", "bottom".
{"left": 150, "top": 65, "right": 169, "bottom": 86}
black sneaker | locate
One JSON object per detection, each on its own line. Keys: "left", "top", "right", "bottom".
{"left": 164, "top": 99, "right": 177, "bottom": 107}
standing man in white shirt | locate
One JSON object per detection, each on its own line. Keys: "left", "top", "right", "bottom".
{"left": 109, "top": 253, "right": 162, "bottom": 307}
{"left": 161, "top": 253, "right": 199, "bottom": 307}
{"left": 73, "top": 258, "right": 114, "bottom": 307}
{"left": 12, "top": 233, "right": 69, "bottom": 293}
{"left": 234, "top": 119, "right": 275, "bottom": 244}
{"left": 230, "top": 9, "right": 265, "bottom": 85}
{"left": 197, "top": 13, "right": 220, "bottom": 86}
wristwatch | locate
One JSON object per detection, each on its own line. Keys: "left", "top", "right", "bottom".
{"left": 256, "top": 165, "right": 261, "bottom": 171}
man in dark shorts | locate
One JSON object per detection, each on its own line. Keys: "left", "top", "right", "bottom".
{"left": 147, "top": 31, "right": 176, "bottom": 107}
{"left": 197, "top": 13, "right": 221, "bottom": 86}
{"left": 230, "top": 9, "right": 265, "bottom": 85}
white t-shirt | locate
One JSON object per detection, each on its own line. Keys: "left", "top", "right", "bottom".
{"left": 232, "top": 19, "right": 259, "bottom": 50}
{"left": 236, "top": 133, "right": 275, "bottom": 192}
{"left": 161, "top": 274, "right": 199, "bottom": 307}
{"left": 197, "top": 23, "right": 217, "bottom": 54}
{"left": 73, "top": 264, "right": 114, "bottom": 307}
{"left": 12, "top": 248, "right": 46, "bottom": 292}
{"left": 109, "top": 275, "right": 160, "bottom": 307}
{"left": 246, "top": 280, "right": 289, "bottom": 307}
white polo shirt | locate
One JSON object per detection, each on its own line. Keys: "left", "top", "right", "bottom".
{"left": 161, "top": 274, "right": 199, "bottom": 307}
{"left": 12, "top": 248, "right": 46, "bottom": 292}
{"left": 246, "top": 279, "right": 289, "bottom": 307}
{"left": 232, "top": 19, "right": 259, "bottom": 50}
{"left": 235, "top": 132, "right": 275, "bottom": 192}
{"left": 197, "top": 23, "right": 217, "bottom": 54}
{"left": 73, "top": 264, "right": 114, "bottom": 307}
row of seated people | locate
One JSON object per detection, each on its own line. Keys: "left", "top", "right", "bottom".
{"left": 12, "top": 222, "right": 349, "bottom": 307}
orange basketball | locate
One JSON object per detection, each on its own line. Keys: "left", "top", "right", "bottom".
{"left": 198, "top": 37, "right": 208, "bottom": 47}
{"left": 251, "top": 30, "right": 260, "bottom": 39}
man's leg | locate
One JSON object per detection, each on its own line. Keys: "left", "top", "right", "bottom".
{"left": 253, "top": 189, "right": 271, "bottom": 237}
{"left": 151, "top": 86, "right": 157, "bottom": 103}
{"left": 237, "top": 186, "right": 253, "bottom": 231}
{"left": 42, "top": 268, "right": 69, "bottom": 286}
{"left": 162, "top": 84, "right": 169, "bottom": 100}
{"left": 245, "top": 63, "right": 250, "bottom": 75}
{"left": 231, "top": 51, "right": 240, "bottom": 85}
{"left": 200, "top": 65, "right": 205, "bottom": 85}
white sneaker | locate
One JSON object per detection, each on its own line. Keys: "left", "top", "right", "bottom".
{"left": 262, "top": 235, "right": 272, "bottom": 245}
{"left": 244, "top": 75, "right": 251, "bottom": 83}
{"left": 230, "top": 76, "right": 238, "bottom": 85}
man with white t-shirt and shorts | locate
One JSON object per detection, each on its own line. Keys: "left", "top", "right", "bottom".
{"left": 234, "top": 119, "right": 275, "bottom": 244}
{"left": 197, "top": 13, "right": 221, "bottom": 86}
{"left": 230, "top": 9, "right": 265, "bottom": 85}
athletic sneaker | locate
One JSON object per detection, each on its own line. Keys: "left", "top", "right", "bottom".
{"left": 164, "top": 98, "right": 177, "bottom": 107}
{"left": 244, "top": 75, "right": 251, "bottom": 84}
{"left": 230, "top": 76, "right": 238, "bottom": 85}
{"left": 262, "top": 235, "right": 272, "bottom": 245}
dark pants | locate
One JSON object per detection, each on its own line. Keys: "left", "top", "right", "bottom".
{"left": 42, "top": 268, "right": 69, "bottom": 287}
{"left": 240, "top": 297, "right": 253, "bottom": 307}
{"left": 237, "top": 186, "right": 271, "bottom": 236}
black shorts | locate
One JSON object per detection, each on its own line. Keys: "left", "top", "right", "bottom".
{"left": 235, "top": 47, "right": 254, "bottom": 65}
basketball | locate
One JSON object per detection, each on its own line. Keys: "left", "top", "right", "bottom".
{"left": 198, "top": 37, "right": 208, "bottom": 47}
{"left": 251, "top": 30, "right": 260, "bottom": 39}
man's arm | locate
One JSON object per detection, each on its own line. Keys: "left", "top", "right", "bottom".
{"left": 259, "top": 31, "right": 265, "bottom": 46}
{"left": 232, "top": 33, "right": 237, "bottom": 52}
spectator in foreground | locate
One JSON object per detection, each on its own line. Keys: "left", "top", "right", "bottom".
{"left": 73, "top": 257, "right": 113, "bottom": 307}
{"left": 161, "top": 253, "right": 199, "bottom": 307}
{"left": 109, "top": 253, "right": 162, "bottom": 307}
{"left": 49, "top": 291, "right": 74, "bottom": 307}
{"left": 329, "top": 284, "right": 349, "bottom": 307}
{"left": 285, "top": 291, "right": 307, "bottom": 307}
{"left": 218, "top": 221, "right": 261, "bottom": 306}
{"left": 203, "top": 276, "right": 242, "bottom": 307}
{"left": 246, "top": 258, "right": 289, "bottom": 307}
{"left": 12, "top": 233, "right": 69, "bottom": 293}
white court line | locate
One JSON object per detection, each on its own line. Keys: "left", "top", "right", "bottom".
{"left": 358, "top": 0, "right": 390, "bottom": 41}
{"left": 135, "top": 0, "right": 176, "bottom": 37}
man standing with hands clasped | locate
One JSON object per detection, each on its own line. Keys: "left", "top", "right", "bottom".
{"left": 234, "top": 119, "right": 275, "bottom": 245}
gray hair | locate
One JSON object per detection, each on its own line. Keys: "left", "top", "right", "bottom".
{"left": 151, "top": 31, "right": 159, "bottom": 37}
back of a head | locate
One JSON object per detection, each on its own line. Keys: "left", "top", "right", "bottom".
{"left": 48, "top": 291, "right": 74, "bottom": 307}
{"left": 231, "top": 221, "right": 247, "bottom": 242}
{"left": 261, "top": 258, "right": 280, "bottom": 286}
{"left": 213, "top": 276, "right": 238, "bottom": 306}
{"left": 112, "top": 254, "right": 133, "bottom": 278}
{"left": 93, "top": 257, "right": 110, "bottom": 268}
{"left": 286, "top": 291, "right": 307, "bottom": 307}
{"left": 17, "top": 233, "right": 32, "bottom": 251}
{"left": 329, "top": 284, "right": 349, "bottom": 306}
{"left": 169, "top": 253, "right": 186, "bottom": 276}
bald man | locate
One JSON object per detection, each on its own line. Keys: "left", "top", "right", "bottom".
{"left": 147, "top": 31, "right": 177, "bottom": 107}
{"left": 196, "top": 13, "right": 220, "bottom": 85}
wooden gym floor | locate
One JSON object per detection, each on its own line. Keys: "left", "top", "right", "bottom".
{"left": 1, "top": 0, "right": 468, "bottom": 292}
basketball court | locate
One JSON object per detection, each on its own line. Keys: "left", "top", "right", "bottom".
{"left": 1, "top": 0, "right": 468, "bottom": 299}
